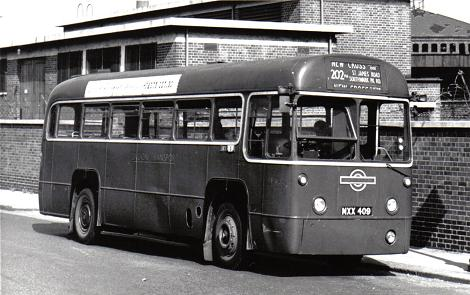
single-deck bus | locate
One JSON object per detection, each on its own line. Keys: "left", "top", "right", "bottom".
{"left": 39, "top": 54, "right": 412, "bottom": 269}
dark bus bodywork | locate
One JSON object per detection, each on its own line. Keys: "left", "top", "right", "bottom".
{"left": 39, "top": 54, "right": 412, "bottom": 267}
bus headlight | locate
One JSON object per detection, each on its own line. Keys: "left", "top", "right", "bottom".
{"left": 385, "top": 230, "right": 396, "bottom": 245}
{"left": 403, "top": 177, "right": 412, "bottom": 188}
{"left": 298, "top": 174, "right": 308, "bottom": 186}
{"left": 386, "top": 198, "right": 398, "bottom": 215}
{"left": 312, "top": 197, "right": 327, "bottom": 215}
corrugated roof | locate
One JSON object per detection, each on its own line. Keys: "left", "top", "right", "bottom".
{"left": 412, "top": 9, "right": 470, "bottom": 38}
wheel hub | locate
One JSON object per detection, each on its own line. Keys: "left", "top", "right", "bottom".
{"left": 79, "top": 203, "right": 91, "bottom": 231}
{"left": 218, "top": 215, "right": 238, "bottom": 255}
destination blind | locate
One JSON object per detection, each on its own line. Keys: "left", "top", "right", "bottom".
{"left": 327, "top": 61, "right": 383, "bottom": 93}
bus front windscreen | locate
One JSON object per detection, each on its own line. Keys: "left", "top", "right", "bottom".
{"left": 247, "top": 95, "right": 411, "bottom": 163}
{"left": 296, "top": 96, "right": 357, "bottom": 160}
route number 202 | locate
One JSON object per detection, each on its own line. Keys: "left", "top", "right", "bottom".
{"left": 330, "top": 69, "right": 345, "bottom": 80}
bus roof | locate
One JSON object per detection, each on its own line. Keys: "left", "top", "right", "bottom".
{"left": 48, "top": 54, "right": 409, "bottom": 104}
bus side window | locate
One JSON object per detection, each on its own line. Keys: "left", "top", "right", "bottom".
{"left": 57, "top": 104, "right": 81, "bottom": 138}
{"left": 360, "top": 103, "right": 375, "bottom": 160}
{"left": 83, "top": 104, "right": 110, "bottom": 138}
{"left": 176, "top": 100, "right": 211, "bottom": 141}
{"left": 213, "top": 97, "right": 242, "bottom": 141}
{"left": 48, "top": 105, "right": 58, "bottom": 138}
{"left": 111, "top": 104, "right": 139, "bottom": 139}
{"left": 247, "top": 96, "right": 269, "bottom": 158}
{"left": 141, "top": 101, "right": 174, "bottom": 140}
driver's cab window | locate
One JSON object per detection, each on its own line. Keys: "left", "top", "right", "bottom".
{"left": 296, "top": 97, "right": 356, "bottom": 160}
{"left": 247, "top": 95, "right": 291, "bottom": 159}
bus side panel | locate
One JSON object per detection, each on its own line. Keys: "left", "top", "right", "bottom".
{"left": 77, "top": 141, "right": 107, "bottom": 223}
{"left": 134, "top": 144, "right": 172, "bottom": 234}
{"left": 77, "top": 142, "right": 107, "bottom": 176}
{"left": 239, "top": 162, "right": 264, "bottom": 249}
{"left": 207, "top": 145, "right": 239, "bottom": 179}
{"left": 39, "top": 138, "right": 54, "bottom": 214}
{"left": 260, "top": 165, "right": 303, "bottom": 253}
{"left": 170, "top": 145, "right": 207, "bottom": 237}
{"left": 103, "top": 143, "right": 136, "bottom": 228}
{"left": 50, "top": 141, "right": 79, "bottom": 216}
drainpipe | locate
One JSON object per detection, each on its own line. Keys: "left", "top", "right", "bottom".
{"left": 320, "top": 0, "right": 324, "bottom": 24}
{"left": 185, "top": 29, "right": 189, "bottom": 67}
{"left": 328, "top": 36, "right": 333, "bottom": 54}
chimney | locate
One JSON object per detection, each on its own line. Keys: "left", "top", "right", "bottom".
{"left": 136, "top": 1, "right": 149, "bottom": 9}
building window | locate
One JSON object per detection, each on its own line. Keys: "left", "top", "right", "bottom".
{"left": 58, "top": 51, "right": 82, "bottom": 83}
{"left": 192, "top": 2, "right": 282, "bottom": 21}
{"left": 0, "top": 59, "right": 6, "bottom": 93}
{"left": 459, "top": 43, "right": 466, "bottom": 55}
{"left": 238, "top": 2, "right": 282, "bottom": 22}
{"left": 450, "top": 43, "right": 457, "bottom": 53}
{"left": 125, "top": 43, "right": 156, "bottom": 71}
{"left": 440, "top": 43, "right": 447, "bottom": 53}
{"left": 431, "top": 43, "right": 438, "bottom": 52}
{"left": 412, "top": 44, "right": 419, "bottom": 53}
{"left": 421, "top": 44, "right": 429, "bottom": 53}
{"left": 86, "top": 4, "right": 93, "bottom": 17}
{"left": 77, "top": 3, "right": 84, "bottom": 17}
{"left": 86, "top": 47, "right": 120, "bottom": 74}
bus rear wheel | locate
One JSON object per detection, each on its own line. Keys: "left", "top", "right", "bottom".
{"left": 213, "top": 203, "right": 244, "bottom": 269}
{"left": 74, "top": 188, "right": 97, "bottom": 244}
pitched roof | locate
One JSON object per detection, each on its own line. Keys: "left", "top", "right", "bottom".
{"left": 412, "top": 9, "right": 470, "bottom": 38}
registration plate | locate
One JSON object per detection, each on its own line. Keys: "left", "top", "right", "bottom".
{"left": 341, "top": 207, "right": 372, "bottom": 216}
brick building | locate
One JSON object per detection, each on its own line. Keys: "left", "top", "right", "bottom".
{"left": 2, "top": 0, "right": 469, "bottom": 253}
{"left": 408, "top": 8, "right": 470, "bottom": 252}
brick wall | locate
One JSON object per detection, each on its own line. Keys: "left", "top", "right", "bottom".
{"left": 325, "top": 0, "right": 411, "bottom": 76}
{"left": 441, "top": 101, "right": 470, "bottom": 120}
{"left": 0, "top": 123, "right": 43, "bottom": 192}
{"left": 157, "top": 43, "right": 185, "bottom": 68}
{"left": 291, "top": 0, "right": 411, "bottom": 76}
{"left": 408, "top": 80, "right": 442, "bottom": 121}
{"left": 411, "top": 127, "right": 470, "bottom": 252}
{"left": 187, "top": 42, "right": 328, "bottom": 65}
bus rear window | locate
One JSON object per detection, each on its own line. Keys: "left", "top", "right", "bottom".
{"left": 57, "top": 104, "right": 81, "bottom": 138}
{"left": 83, "top": 104, "right": 110, "bottom": 138}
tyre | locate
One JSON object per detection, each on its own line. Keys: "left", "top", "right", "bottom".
{"left": 212, "top": 203, "right": 245, "bottom": 269}
{"left": 74, "top": 188, "right": 97, "bottom": 244}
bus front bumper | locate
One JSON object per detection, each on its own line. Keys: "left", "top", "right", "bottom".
{"left": 254, "top": 215, "right": 411, "bottom": 255}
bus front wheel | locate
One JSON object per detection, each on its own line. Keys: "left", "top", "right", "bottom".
{"left": 74, "top": 188, "right": 97, "bottom": 244}
{"left": 213, "top": 203, "right": 244, "bottom": 269}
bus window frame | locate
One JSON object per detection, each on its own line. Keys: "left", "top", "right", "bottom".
{"left": 45, "top": 93, "right": 245, "bottom": 146}
{"left": 243, "top": 91, "right": 413, "bottom": 168}
{"left": 140, "top": 100, "right": 175, "bottom": 141}
{"left": 82, "top": 103, "right": 111, "bottom": 139}
{"left": 175, "top": 98, "right": 212, "bottom": 141}
{"left": 110, "top": 102, "right": 141, "bottom": 140}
